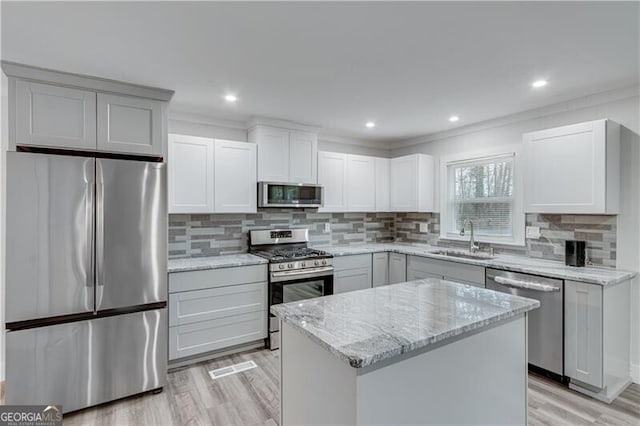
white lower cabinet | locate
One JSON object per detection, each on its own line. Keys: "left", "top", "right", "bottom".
{"left": 333, "top": 254, "right": 372, "bottom": 294}
{"left": 388, "top": 253, "right": 407, "bottom": 284}
{"left": 372, "top": 252, "right": 389, "bottom": 287}
{"left": 406, "top": 255, "right": 485, "bottom": 288}
{"left": 564, "top": 279, "right": 632, "bottom": 402}
{"left": 168, "top": 264, "right": 268, "bottom": 361}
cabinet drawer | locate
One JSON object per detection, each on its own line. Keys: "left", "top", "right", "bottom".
{"left": 169, "top": 311, "right": 267, "bottom": 360}
{"left": 407, "top": 269, "right": 442, "bottom": 281}
{"left": 169, "top": 264, "right": 268, "bottom": 293}
{"left": 334, "top": 267, "right": 372, "bottom": 294}
{"left": 407, "top": 255, "right": 484, "bottom": 285}
{"left": 333, "top": 253, "right": 371, "bottom": 271}
{"left": 169, "top": 282, "right": 267, "bottom": 326}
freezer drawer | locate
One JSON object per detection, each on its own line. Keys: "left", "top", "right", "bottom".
{"left": 6, "top": 152, "right": 94, "bottom": 323}
{"left": 6, "top": 309, "right": 167, "bottom": 413}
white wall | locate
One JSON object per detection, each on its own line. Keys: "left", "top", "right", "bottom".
{"left": 0, "top": 72, "right": 7, "bottom": 382}
{"left": 391, "top": 93, "right": 640, "bottom": 383}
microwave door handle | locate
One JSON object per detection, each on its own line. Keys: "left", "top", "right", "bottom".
{"left": 493, "top": 276, "right": 560, "bottom": 292}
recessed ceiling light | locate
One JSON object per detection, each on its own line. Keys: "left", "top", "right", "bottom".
{"left": 365, "top": 121, "right": 376, "bottom": 128}
{"left": 224, "top": 94, "right": 237, "bottom": 102}
{"left": 532, "top": 80, "right": 548, "bottom": 88}
{"left": 449, "top": 115, "right": 460, "bottom": 123}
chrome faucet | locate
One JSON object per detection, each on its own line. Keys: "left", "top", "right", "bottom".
{"left": 460, "top": 219, "right": 480, "bottom": 253}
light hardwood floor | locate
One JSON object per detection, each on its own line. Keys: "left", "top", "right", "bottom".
{"left": 58, "top": 348, "right": 638, "bottom": 425}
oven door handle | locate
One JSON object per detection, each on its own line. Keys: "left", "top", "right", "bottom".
{"left": 493, "top": 276, "right": 560, "bottom": 292}
{"left": 271, "top": 267, "right": 334, "bottom": 282}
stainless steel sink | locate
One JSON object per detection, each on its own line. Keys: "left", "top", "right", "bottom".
{"left": 429, "top": 249, "right": 495, "bottom": 260}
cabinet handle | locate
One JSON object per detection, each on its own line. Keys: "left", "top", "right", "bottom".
{"left": 493, "top": 276, "right": 560, "bottom": 292}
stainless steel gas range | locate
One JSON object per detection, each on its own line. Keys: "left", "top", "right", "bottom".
{"left": 249, "top": 228, "right": 333, "bottom": 349}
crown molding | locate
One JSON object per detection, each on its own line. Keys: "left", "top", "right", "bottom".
{"left": 246, "top": 116, "right": 322, "bottom": 133}
{"left": 317, "top": 131, "right": 393, "bottom": 151}
{"left": 2, "top": 60, "right": 174, "bottom": 101}
{"left": 168, "top": 110, "right": 247, "bottom": 130}
{"left": 390, "top": 85, "right": 640, "bottom": 149}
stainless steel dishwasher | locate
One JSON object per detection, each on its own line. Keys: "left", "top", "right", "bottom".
{"left": 486, "top": 268, "right": 564, "bottom": 379}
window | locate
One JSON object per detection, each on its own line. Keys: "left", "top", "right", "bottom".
{"left": 441, "top": 149, "right": 524, "bottom": 245}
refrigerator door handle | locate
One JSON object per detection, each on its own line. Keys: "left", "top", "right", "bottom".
{"left": 85, "top": 179, "right": 94, "bottom": 289}
{"left": 96, "top": 161, "right": 105, "bottom": 310}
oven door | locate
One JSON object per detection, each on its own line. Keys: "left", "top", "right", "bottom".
{"left": 268, "top": 268, "right": 333, "bottom": 349}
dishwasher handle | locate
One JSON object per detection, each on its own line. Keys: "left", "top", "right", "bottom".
{"left": 493, "top": 276, "right": 561, "bottom": 292}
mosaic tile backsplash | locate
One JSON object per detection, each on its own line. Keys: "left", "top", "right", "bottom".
{"left": 169, "top": 211, "right": 617, "bottom": 267}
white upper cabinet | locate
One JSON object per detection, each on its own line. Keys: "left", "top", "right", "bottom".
{"left": 15, "top": 80, "right": 97, "bottom": 150}
{"left": 375, "top": 158, "right": 390, "bottom": 212}
{"left": 249, "top": 124, "right": 317, "bottom": 184}
{"left": 524, "top": 119, "right": 620, "bottom": 214}
{"left": 318, "top": 151, "right": 348, "bottom": 212}
{"left": 214, "top": 139, "right": 257, "bottom": 213}
{"left": 168, "top": 134, "right": 257, "bottom": 214}
{"left": 346, "top": 154, "right": 376, "bottom": 212}
{"left": 289, "top": 131, "right": 318, "bottom": 184}
{"left": 6, "top": 63, "right": 173, "bottom": 155}
{"left": 252, "top": 126, "right": 290, "bottom": 182}
{"left": 390, "top": 154, "right": 435, "bottom": 212}
{"left": 168, "top": 134, "right": 214, "bottom": 214}
{"left": 97, "top": 93, "right": 163, "bottom": 155}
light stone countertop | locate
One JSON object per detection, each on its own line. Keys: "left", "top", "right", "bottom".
{"left": 312, "top": 242, "right": 636, "bottom": 286}
{"left": 271, "top": 278, "right": 540, "bottom": 368}
{"left": 168, "top": 253, "right": 268, "bottom": 273}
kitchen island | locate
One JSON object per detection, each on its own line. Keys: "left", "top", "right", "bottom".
{"left": 271, "top": 279, "right": 540, "bottom": 425}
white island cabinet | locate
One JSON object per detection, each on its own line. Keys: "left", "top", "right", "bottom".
{"left": 274, "top": 279, "right": 539, "bottom": 426}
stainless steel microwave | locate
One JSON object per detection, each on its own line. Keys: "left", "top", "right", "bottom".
{"left": 258, "top": 182, "right": 324, "bottom": 208}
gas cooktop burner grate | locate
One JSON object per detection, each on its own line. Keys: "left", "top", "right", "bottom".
{"left": 252, "top": 247, "right": 331, "bottom": 261}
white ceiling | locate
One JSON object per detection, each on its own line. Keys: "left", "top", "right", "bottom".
{"left": 2, "top": 1, "right": 638, "bottom": 142}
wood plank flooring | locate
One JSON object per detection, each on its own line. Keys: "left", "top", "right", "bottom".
{"left": 58, "top": 348, "right": 639, "bottom": 425}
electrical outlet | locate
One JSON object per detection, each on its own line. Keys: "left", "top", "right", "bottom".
{"left": 526, "top": 226, "right": 541, "bottom": 239}
{"left": 324, "top": 223, "right": 331, "bottom": 233}
{"left": 419, "top": 223, "right": 429, "bottom": 233}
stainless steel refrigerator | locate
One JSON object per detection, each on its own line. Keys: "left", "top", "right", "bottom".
{"left": 5, "top": 151, "right": 167, "bottom": 413}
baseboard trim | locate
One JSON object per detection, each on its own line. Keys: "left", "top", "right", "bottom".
{"left": 631, "top": 362, "right": 640, "bottom": 384}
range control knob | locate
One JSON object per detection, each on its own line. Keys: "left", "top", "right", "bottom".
{"left": 301, "top": 262, "right": 306, "bottom": 267}
{"left": 279, "top": 264, "right": 285, "bottom": 270}
{"left": 314, "top": 260, "right": 320, "bottom": 266}
{"left": 288, "top": 263, "right": 293, "bottom": 268}
{"left": 322, "top": 260, "right": 327, "bottom": 265}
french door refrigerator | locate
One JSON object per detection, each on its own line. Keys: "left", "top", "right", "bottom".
{"left": 5, "top": 151, "right": 167, "bottom": 413}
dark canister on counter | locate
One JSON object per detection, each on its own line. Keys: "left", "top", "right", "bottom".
{"left": 565, "top": 240, "right": 586, "bottom": 267}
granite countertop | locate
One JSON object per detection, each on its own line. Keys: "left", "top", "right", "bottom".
{"left": 271, "top": 279, "right": 540, "bottom": 368}
{"left": 313, "top": 243, "right": 636, "bottom": 286}
{"left": 168, "top": 253, "right": 268, "bottom": 273}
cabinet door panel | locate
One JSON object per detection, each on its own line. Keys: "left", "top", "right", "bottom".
{"left": 524, "top": 120, "right": 606, "bottom": 213}
{"left": 388, "top": 253, "right": 407, "bottom": 284}
{"left": 15, "top": 80, "right": 97, "bottom": 150}
{"left": 97, "top": 93, "right": 163, "bottom": 155}
{"left": 255, "top": 127, "right": 290, "bottom": 182}
{"left": 318, "top": 152, "right": 347, "bottom": 212}
{"left": 372, "top": 252, "right": 388, "bottom": 287}
{"left": 214, "top": 140, "right": 257, "bottom": 213}
{"left": 168, "top": 134, "right": 214, "bottom": 213}
{"left": 289, "top": 131, "right": 318, "bottom": 183}
{"left": 375, "top": 158, "right": 390, "bottom": 212}
{"left": 390, "top": 155, "right": 418, "bottom": 211}
{"left": 565, "top": 280, "right": 603, "bottom": 389}
{"left": 347, "top": 154, "right": 376, "bottom": 212}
